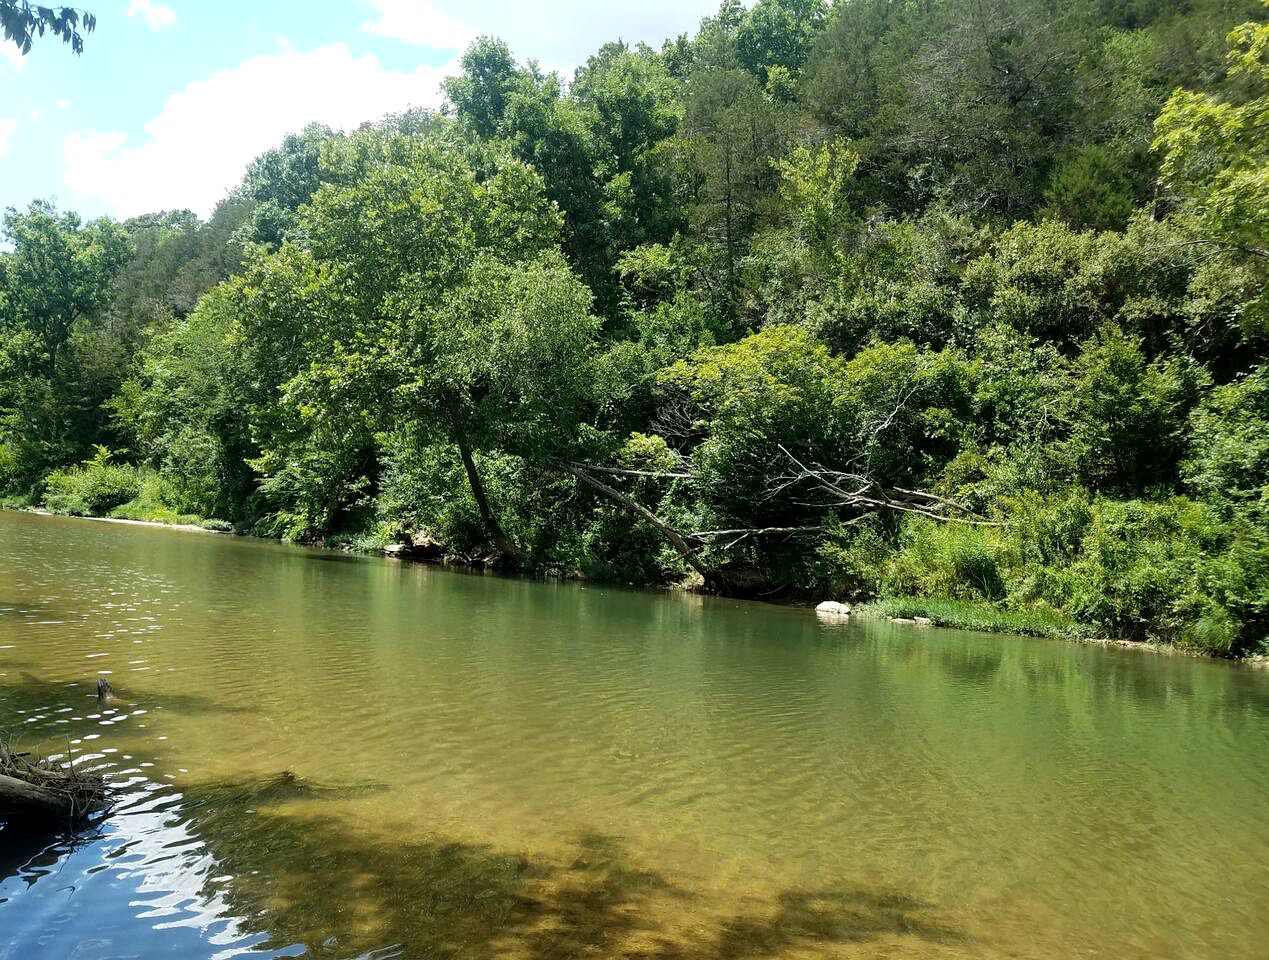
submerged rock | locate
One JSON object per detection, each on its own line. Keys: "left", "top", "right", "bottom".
{"left": 815, "top": 601, "right": 852, "bottom": 617}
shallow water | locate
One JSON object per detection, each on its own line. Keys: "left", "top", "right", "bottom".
{"left": 0, "top": 510, "right": 1267, "bottom": 959}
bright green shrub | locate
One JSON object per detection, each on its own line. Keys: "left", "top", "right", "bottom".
{"left": 814, "top": 521, "right": 894, "bottom": 600}
{"left": 1184, "top": 366, "right": 1269, "bottom": 503}
{"left": 158, "top": 427, "right": 227, "bottom": 518}
{"left": 883, "top": 519, "right": 1006, "bottom": 602}
{"left": 42, "top": 447, "right": 142, "bottom": 516}
{"left": 1052, "top": 498, "right": 1267, "bottom": 652}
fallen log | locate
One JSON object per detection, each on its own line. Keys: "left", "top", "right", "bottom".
{"left": 0, "top": 771, "right": 78, "bottom": 818}
{"left": 0, "top": 739, "right": 109, "bottom": 823}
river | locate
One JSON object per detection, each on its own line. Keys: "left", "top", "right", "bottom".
{"left": 1, "top": 510, "right": 1267, "bottom": 959}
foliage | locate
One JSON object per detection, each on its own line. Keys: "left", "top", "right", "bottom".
{"left": 0, "top": 1, "right": 94, "bottom": 55}
{"left": 42, "top": 447, "right": 140, "bottom": 515}
{"left": 1154, "top": 13, "right": 1269, "bottom": 329}
{"left": 1183, "top": 366, "right": 1269, "bottom": 503}
{"left": 3, "top": 0, "right": 1268, "bottom": 654}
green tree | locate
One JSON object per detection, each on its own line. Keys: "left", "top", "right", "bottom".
{"left": 237, "top": 132, "right": 598, "bottom": 555}
{"left": 238, "top": 123, "right": 335, "bottom": 249}
{"left": 1154, "top": 14, "right": 1269, "bottom": 327}
{"left": 735, "top": 0, "right": 828, "bottom": 84}
{"left": 443, "top": 37, "right": 521, "bottom": 139}
{"left": 680, "top": 68, "right": 786, "bottom": 320}
{"left": 0, "top": 201, "right": 131, "bottom": 374}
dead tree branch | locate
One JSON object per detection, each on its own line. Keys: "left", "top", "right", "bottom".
{"left": 773, "top": 446, "right": 999, "bottom": 527}
{"left": 549, "top": 460, "right": 711, "bottom": 579}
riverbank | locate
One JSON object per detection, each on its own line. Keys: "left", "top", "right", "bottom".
{"left": 23, "top": 508, "right": 228, "bottom": 536}
{"left": 5, "top": 506, "right": 1262, "bottom": 665}
{"left": 850, "top": 596, "right": 1268, "bottom": 663}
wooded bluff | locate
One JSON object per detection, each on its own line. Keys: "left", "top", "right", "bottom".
{"left": 2, "top": 0, "right": 1266, "bottom": 655}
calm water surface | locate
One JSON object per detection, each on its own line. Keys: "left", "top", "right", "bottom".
{"left": 1, "top": 510, "right": 1267, "bottom": 959}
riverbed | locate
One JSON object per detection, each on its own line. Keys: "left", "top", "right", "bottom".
{"left": 1, "top": 510, "right": 1267, "bottom": 959}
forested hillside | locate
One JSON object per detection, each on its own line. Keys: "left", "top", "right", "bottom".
{"left": 2, "top": 0, "right": 1267, "bottom": 654}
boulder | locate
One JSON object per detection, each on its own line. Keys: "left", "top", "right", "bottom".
{"left": 815, "top": 601, "right": 852, "bottom": 617}
{"left": 409, "top": 532, "right": 444, "bottom": 560}
{"left": 913, "top": 616, "right": 934, "bottom": 626}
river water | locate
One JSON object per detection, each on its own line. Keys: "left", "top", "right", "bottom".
{"left": 0, "top": 510, "right": 1266, "bottom": 959}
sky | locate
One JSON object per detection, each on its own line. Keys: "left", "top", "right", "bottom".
{"left": 0, "top": 0, "right": 720, "bottom": 222}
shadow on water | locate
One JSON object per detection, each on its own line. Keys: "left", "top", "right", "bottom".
{"left": 1, "top": 672, "right": 252, "bottom": 722}
{"left": 158, "top": 774, "right": 969, "bottom": 960}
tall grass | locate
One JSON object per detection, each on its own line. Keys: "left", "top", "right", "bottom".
{"left": 854, "top": 596, "right": 1098, "bottom": 641}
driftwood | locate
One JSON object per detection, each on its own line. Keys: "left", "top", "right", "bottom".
{"left": 769, "top": 446, "right": 999, "bottom": 526}
{"left": 0, "top": 736, "right": 110, "bottom": 823}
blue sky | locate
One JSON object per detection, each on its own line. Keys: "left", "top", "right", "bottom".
{"left": 0, "top": 1, "right": 719, "bottom": 221}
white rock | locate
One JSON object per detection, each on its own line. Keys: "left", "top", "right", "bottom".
{"left": 913, "top": 616, "right": 933, "bottom": 626}
{"left": 815, "top": 601, "right": 852, "bottom": 617}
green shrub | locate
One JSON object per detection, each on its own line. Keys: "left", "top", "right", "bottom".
{"left": 0, "top": 444, "right": 18, "bottom": 493}
{"left": 884, "top": 519, "right": 1006, "bottom": 602}
{"left": 1183, "top": 366, "right": 1269, "bottom": 504}
{"left": 158, "top": 427, "right": 226, "bottom": 518}
{"left": 814, "top": 522, "right": 894, "bottom": 600}
{"left": 1048, "top": 498, "right": 1267, "bottom": 653}
{"left": 42, "top": 447, "right": 142, "bottom": 516}
{"left": 106, "top": 470, "right": 202, "bottom": 525}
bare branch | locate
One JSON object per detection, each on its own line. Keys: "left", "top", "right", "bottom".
{"left": 549, "top": 459, "right": 711, "bottom": 579}
{"left": 563, "top": 462, "right": 695, "bottom": 481}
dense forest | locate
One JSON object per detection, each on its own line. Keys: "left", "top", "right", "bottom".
{"left": 1, "top": 0, "right": 1266, "bottom": 654}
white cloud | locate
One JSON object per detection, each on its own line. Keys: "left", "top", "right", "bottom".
{"left": 57, "top": 98, "right": 72, "bottom": 111}
{"left": 362, "top": 0, "right": 474, "bottom": 50}
{"left": 63, "top": 43, "right": 456, "bottom": 218}
{"left": 0, "top": 119, "right": 17, "bottom": 158}
{"left": 128, "top": 0, "right": 177, "bottom": 32}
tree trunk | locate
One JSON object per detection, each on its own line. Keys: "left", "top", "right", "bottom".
{"left": 445, "top": 399, "right": 518, "bottom": 563}
{"left": 551, "top": 460, "right": 713, "bottom": 583}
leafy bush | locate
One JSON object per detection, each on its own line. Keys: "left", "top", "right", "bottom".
{"left": 1183, "top": 366, "right": 1269, "bottom": 504}
{"left": 1042, "top": 498, "right": 1267, "bottom": 653}
{"left": 42, "top": 447, "right": 142, "bottom": 516}
{"left": 883, "top": 519, "right": 1006, "bottom": 602}
{"left": 106, "top": 471, "right": 202, "bottom": 525}
{"left": 157, "top": 426, "right": 227, "bottom": 518}
{"left": 814, "top": 521, "right": 894, "bottom": 601}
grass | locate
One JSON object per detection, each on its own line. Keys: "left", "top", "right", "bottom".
{"left": 854, "top": 596, "right": 1098, "bottom": 642}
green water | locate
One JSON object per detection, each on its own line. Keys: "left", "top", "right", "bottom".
{"left": 1, "top": 510, "right": 1267, "bottom": 959}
